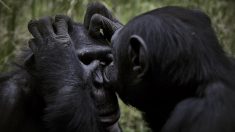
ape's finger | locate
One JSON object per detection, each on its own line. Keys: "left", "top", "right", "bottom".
{"left": 28, "top": 20, "right": 42, "bottom": 39}
{"left": 28, "top": 39, "right": 38, "bottom": 53}
{"left": 61, "top": 15, "right": 74, "bottom": 33}
{"left": 89, "top": 14, "right": 118, "bottom": 40}
{"left": 84, "top": 2, "right": 114, "bottom": 29}
{"left": 37, "top": 16, "right": 55, "bottom": 37}
{"left": 54, "top": 15, "right": 70, "bottom": 36}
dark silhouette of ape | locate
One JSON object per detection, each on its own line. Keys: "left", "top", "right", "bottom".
{"left": 0, "top": 11, "right": 120, "bottom": 132}
{"left": 87, "top": 3, "right": 235, "bottom": 132}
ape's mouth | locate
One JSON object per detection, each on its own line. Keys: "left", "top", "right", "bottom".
{"left": 95, "top": 90, "right": 120, "bottom": 126}
{"left": 91, "top": 87, "right": 120, "bottom": 126}
{"left": 99, "top": 108, "right": 120, "bottom": 126}
{"left": 90, "top": 61, "right": 120, "bottom": 126}
{"left": 91, "top": 68, "right": 120, "bottom": 126}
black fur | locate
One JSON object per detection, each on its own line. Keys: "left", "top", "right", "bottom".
{"left": 111, "top": 6, "right": 235, "bottom": 132}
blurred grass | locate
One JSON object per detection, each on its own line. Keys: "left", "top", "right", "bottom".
{"left": 119, "top": 99, "right": 151, "bottom": 132}
{"left": 0, "top": 0, "right": 234, "bottom": 131}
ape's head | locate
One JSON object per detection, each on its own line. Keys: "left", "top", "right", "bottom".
{"left": 25, "top": 19, "right": 120, "bottom": 127}
{"left": 106, "top": 6, "right": 227, "bottom": 110}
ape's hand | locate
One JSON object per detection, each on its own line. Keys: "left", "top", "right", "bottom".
{"left": 27, "top": 15, "right": 78, "bottom": 74}
{"left": 84, "top": 2, "right": 123, "bottom": 41}
{"left": 27, "top": 15, "right": 82, "bottom": 98}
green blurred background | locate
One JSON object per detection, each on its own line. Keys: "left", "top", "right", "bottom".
{"left": 0, "top": 0, "right": 234, "bottom": 131}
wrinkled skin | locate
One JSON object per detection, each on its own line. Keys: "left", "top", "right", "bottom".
{"left": 0, "top": 10, "right": 120, "bottom": 132}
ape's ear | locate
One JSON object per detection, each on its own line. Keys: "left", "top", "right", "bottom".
{"left": 128, "top": 35, "right": 149, "bottom": 79}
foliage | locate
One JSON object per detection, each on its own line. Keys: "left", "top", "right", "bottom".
{"left": 0, "top": 0, "right": 234, "bottom": 131}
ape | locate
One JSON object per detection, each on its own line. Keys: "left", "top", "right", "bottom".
{"left": 0, "top": 14, "right": 121, "bottom": 132}
{"left": 87, "top": 4, "right": 235, "bottom": 132}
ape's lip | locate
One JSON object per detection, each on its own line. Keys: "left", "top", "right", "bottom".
{"left": 97, "top": 102, "right": 119, "bottom": 116}
{"left": 93, "top": 92, "right": 120, "bottom": 126}
{"left": 98, "top": 108, "right": 120, "bottom": 126}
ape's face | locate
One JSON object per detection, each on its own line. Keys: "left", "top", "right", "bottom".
{"left": 70, "top": 23, "right": 120, "bottom": 126}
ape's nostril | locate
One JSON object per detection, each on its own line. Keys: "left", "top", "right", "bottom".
{"left": 78, "top": 51, "right": 113, "bottom": 66}
{"left": 100, "top": 53, "right": 113, "bottom": 66}
{"left": 79, "top": 55, "right": 93, "bottom": 65}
